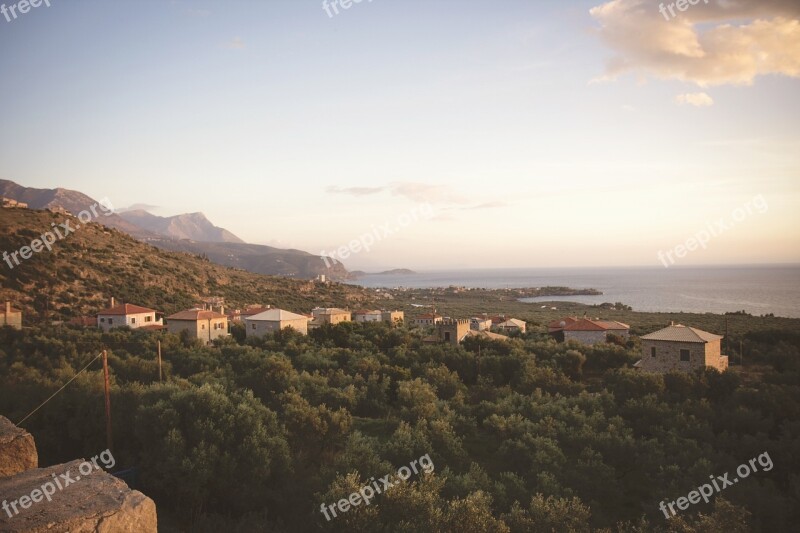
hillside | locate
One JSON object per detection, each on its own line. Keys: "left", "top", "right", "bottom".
{"left": 0, "top": 179, "right": 352, "bottom": 280}
{"left": 0, "top": 207, "right": 374, "bottom": 322}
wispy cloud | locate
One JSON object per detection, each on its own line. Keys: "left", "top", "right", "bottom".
{"left": 224, "top": 37, "right": 246, "bottom": 50}
{"left": 326, "top": 186, "right": 386, "bottom": 196}
{"left": 675, "top": 92, "right": 714, "bottom": 106}
{"left": 590, "top": 0, "right": 800, "bottom": 87}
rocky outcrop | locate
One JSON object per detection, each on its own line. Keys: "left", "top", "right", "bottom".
{"left": 0, "top": 416, "right": 157, "bottom": 532}
{"left": 0, "top": 460, "right": 157, "bottom": 532}
{"left": 0, "top": 417, "right": 37, "bottom": 478}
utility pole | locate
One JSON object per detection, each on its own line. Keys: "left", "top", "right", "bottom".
{"left": 102, "top": 350, "right": 113, "bottom": 454}
{"left": 740, "top": 340, "right": 743, "bottom": 366}
{"left": 157, "top": 340, "right": 163, "bottom": 383}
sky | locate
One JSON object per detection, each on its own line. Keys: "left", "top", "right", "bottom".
{"left": 1, "top": 0, "right": 799, "bottom": 270}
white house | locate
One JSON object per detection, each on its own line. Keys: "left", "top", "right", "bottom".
{"left": 245, "top": 308, "right": 309, "bottom": 337}
{"left": 97, "top": 299, "right": 162, "bottom": 332}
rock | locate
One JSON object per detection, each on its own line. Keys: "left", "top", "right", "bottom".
{"left": 0, "top": 417, "right": 37, "bottom": 478}
{"left": 0, "top": 460, "right": 157, "bottom": 532}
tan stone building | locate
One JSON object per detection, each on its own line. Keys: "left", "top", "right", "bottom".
{"left": 413, "top": 313, "right": 443, "bottom": 328}
{"left": 635, "top": 324, "right": 729, "bottom": 373}
{"left": 495, "top": 318, "right": 527, "bottom": 334}
{"left": 0, "top": 301, "right": 22, "bottom": 329}
{"left": 167, "top": 309, "right": 229, "bottom": 343}
{"left": 97, "top": 299, "right": 162, "bottom": 332}
{"left": 437, "top": 319, "right": 471, "bottom": 346}
{"left": 245, "top": 308, "right": 309, "bottom": 337}
{"left": 559, "top": 318, "right": 630, "bottom": 345}
{"left": 312, "top": 308, "right": 351, "bottom": 325}
{"left": 381, "top": 310, "right": 404, "bottom": 324}
{"left": 470, "top": 317, "right": 493, "bottom": 331}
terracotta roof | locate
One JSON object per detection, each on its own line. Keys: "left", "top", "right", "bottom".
{"left": 548, "top": 317, "right": 579, "bottom": 329}
{"left": 641, "top": 324, "right": 723, "bottom": 343}
{"left": 246, "top": 309, "right": 308, "bottom": 322}
{"left": 563, "top": 319, "right": 630, "bottom": 332}
{"left": 97, "top": 303, "right": 158, "bottom": 316}
{"left": 168, "top": 309, "right": 227, "bottom": 321}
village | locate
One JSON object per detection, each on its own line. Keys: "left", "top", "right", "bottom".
{"left": 1, "top": 296, "right": 730, "bottom": 375}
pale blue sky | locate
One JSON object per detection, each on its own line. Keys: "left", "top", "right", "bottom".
{"left": 1, "top": 0, "right": 798, "bottom": 269}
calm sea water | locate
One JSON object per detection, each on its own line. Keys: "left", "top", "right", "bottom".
{"left": 347, "top": 265, "right": 800, "bottom": 318}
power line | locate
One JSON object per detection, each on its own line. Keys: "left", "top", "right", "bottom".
{"left": 16, "top": 352, "right": 104, "bottom": 427}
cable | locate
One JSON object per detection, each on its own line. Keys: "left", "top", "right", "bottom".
{"left": 15, "top": 352, "right": 104, "bottom": 427}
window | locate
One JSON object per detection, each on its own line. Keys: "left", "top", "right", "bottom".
{"left": 444, "top": 332, "right": 451, "bottom": 342}
{"left": 252, "top": 324, "right": 256, "bottom": 330}
{"left": 108, "top": 318, "right": 113, "bottom": 325}
{"left": 145, "top": 315, "right": 152, "bottom": 323}
{"left": 202, "top": 324, "right": 205, "bottom": 329}
{"left": 680, "top": 349, "right": 690, "bottom": 362}
{"left": 651, "top": 347, "right": 656, "bottom": 358}
{"left": 100, "top": 318, "right": 105, "bottom": 323}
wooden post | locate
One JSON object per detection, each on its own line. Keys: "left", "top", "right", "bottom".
{"left": 157, "top": 340, "right": 163, "bottom": 383}
{"left": 102, "top": 350, "right": 113, "bottom": 454}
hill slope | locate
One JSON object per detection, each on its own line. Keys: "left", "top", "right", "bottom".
{"left": 0, "top": 179, "right": 350, "bottom": 280}
{"left": 0, "top": 207, "right": 373, "bottom": 322}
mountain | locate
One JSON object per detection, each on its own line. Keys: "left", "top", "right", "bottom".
{"left": 145, "top": 238, "right": 351, "bottom": 280}
{"left": 350, "top": 268, "right": 417, "bottom": 277}
{"left": 0, "top": 179, "right": 349, "bottom": 280}
{"left": 0, "top": 179, "right": 151, "bottom": 237}
{"left": 0, "top": 207, "right": 373, "bottom": 322}
{"left": 119, "top": 210, "right": 244, "bottom": 243}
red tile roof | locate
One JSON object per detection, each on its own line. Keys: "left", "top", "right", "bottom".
{"left": 97, "top": 303, "right": 158, "bottom": 316}
{"left": 563, "top": 319, "right": 630, "bottom": 332}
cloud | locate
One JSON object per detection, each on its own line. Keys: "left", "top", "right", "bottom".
{"left": 224, "top": 37, "right": 246, "bottom": 50}
{"left": 326, "top": 186, "right": 386, "bottom": 196}
{"left": 675, "top": 92, "right": 714, "bottom": 106}
{"left": 590, "top": 0, "right": 800, "bottom": 86}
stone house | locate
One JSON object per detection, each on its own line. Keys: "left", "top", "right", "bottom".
{"left": 167, "top": 308, "right": 229, "bottom": 344}
{"left": 495, "top": 318, "right": 527, "bottom": 334}
{"left": 0, "top": 302, "right": 22, "bottom": 329}
{"left": 245, "top": 308, "right": 309, "bottom": 337}
{"left": 97, "top": 299, "right": 162, "bottom": 332}
{"left": 635, "top": 323, "right": 729, "bottom": 373}
{"left": 312, "top": 308, "right": 351, "bottom": 325}
{"left": 470, "top": 317, "right": 493, "bottom": 331}
{"left": 552, "top": 318, "right": 629, "bottom": 344}
{"left": 381, "top": 310, "right": 404, "bottom": 324}
{"left": 353, "top": 310, "right": 383, "bottom": 322}
{"left": 437, "top": 319, "right": 471, "bottom": 345}
{"left": 413, "top": 313, "right": 443, "bottom": 327}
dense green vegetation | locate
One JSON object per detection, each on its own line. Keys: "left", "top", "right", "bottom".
{"left": 1, "top": 318, "right": 798, "bottom": 532}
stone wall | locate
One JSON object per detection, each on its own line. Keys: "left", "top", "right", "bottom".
{"left": 0, "top": 416, "right": 157, "bottom": 532}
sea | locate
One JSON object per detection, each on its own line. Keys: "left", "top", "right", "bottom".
{"left": 347, "top": 265, "right": 800, "bottom": 319}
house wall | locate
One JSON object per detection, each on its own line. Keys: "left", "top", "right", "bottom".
{"left": 564, "top": 330, "right": 607, "bottom": 345}
{"left": 246, "top": 318, "right": 308, "bottom": 337}
{"left": 382, "top": 311, "right": 404, "bottom": 324}
{"left": 98, "top": 312, "right": 160, "bottom": 332}
{"left": 354, "top": 313, "right": 382, "bottom": 323}
{"left": 317, "top": 313, "right": 350, "bottom": 325}
{"left": 438, "top": 320, "right": 470, "bottom": 345}
{"left": 638, "top": 340, "right": 710, "bottom": 373}
{"left": 168, "top": 318, "right": 228, "bottom": 343}
{"left": 0, "top": 312, "right": 22, "bottom": 330}
{"left": 471, "top": 319, "right": 492, "bottom": 331}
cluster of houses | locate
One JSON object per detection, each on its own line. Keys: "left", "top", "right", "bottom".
{"left": 1, "top": 298, "right": 730, "bottom": 375}
{"left": 1, "top": 197, "right": 28, "bottom": 209}
{"left": 548, "top": 315, "right": 728, "bottom": 373}
{"left": 87, "top": 298, "right": 406, "bottom": 341}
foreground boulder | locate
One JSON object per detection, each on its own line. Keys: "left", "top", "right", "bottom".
{"left": 0, "top": 417, "right": 37, "bottom": 478}
{"left": 0, "top": 459, "right": 157, "bottom": 532}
